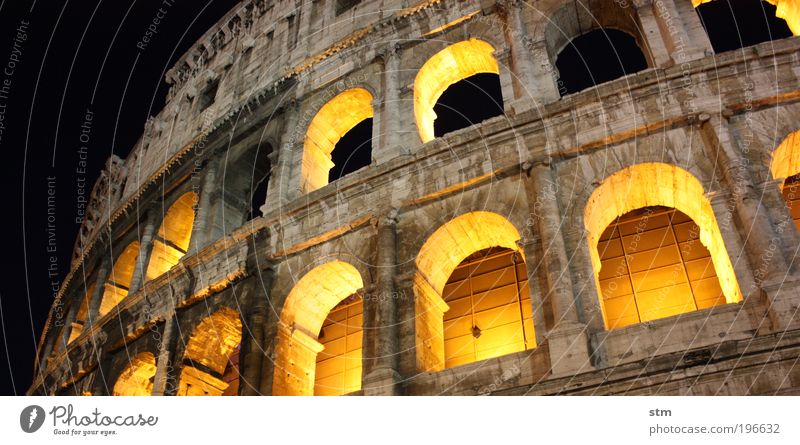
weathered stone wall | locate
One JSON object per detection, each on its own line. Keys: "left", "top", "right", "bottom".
{"left": 30, "top": 0, "right": 800, "bottom": 396}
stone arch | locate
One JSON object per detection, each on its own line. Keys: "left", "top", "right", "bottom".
{"left": 273, "top": 260, "right": 364, "bottom": 395}
{"left": 66, "top": 283, "right": 94, "bottom": 345}
{"left": 99, "top": 241, "right": 140, "bottom": 316}
{"left": 302, "top": 88, "right": 374, "bottom": 193}
{"left": 413, "top": 211, "right": 526, "bottom": 371}
{"left": 145, "top": 191, "right": 197, "bottom": 281}
{"left": 413, "top": 39, "right": 501, "bottom": 144}
{"left": 584, "top": 163, "right": 742, "bottom": 329}
{"left": 177, "top": 306, "right": 243, "bottom": 396}
{"left": 220, "top": 140, "right": 273, "bottom": 222}
{"left": 112, "top": 352, "right": 156, "bottom": 396}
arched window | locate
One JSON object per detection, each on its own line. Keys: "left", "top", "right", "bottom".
{"left": 555, "top": 28, "right": 648, "bottom": 96}
{"left": 223, "top": 142, "right": 272, "bottom": 223}
{"left": 585, "top": 163, "right": 742, "bottom": 329}
{"left": 273, "top": 261, "right": 364, "bottom": 395}
{"left": 112, "top": 352, "right": 156, "bottom": 396}
{"left": 413, "top": 39, "right": 503, "bottom": 144}
{"left": 99, "top": 241, "right": 140, "bottom": 316}
{"left": 771, "top": 130, "right": 800, "bottom": 231}
{"left": 442, "top": 247, "right": 533, "bottom": 368}
{"left": 67, "top": 284, "right": 94, "bottom": 344}
{"left": 177, "top": 307, "right": 242, "bottom": 396}
{"left": 414, "top": 212, "right": 536, "bottom": 371}
{"left": 694, "top": 0, "right": 796, "bottom": 53}
{"left": 314, "top": 293, "right": 363, "bottom": 396}
{"left": 302, "top": 88, "right": 373, "bottom": 193}
{"left": 145, "top": 192, "right": 197, "bottom": 281}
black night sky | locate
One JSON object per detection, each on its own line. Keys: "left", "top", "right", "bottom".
{"left": 0, "top": 0, "right": 239, "bottom": 396}
{"left": 0, "top": 0, "right": 794, "bottom": 397}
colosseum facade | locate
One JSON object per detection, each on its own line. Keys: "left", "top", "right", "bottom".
{"left": 29, "top": 0, "right": 800, "bottom": 396}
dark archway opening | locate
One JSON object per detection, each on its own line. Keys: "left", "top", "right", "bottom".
{"left": 328, "top": 118, "right": 373, "bottom": 183}
{"left": 555, "top": 28, "right": 648, "bottom": 96}
{"left": 433, "top": 73, "right": 504, "bottom": 138}
{"left": 247, "top": 175, "right": 269, "bottom": 220}
{"left": 696, "top": 0, "right": 792, "bottom": 53}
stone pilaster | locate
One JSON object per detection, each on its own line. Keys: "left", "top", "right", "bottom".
{"left": 699, "top": 114, "right": 790, "bottom": 283}
{"left": 363, "top": 210, "right": 402, "bottom": 395}
{"left": 188, "top": 159, "right": 219, "bottom": 253}
{"left": 523, "top": 162, "right": 593, "bottom": 376}
{"left": 86, "top": 259, "right": 110, "bottom": 325}
{"left": 238, "top": 268, "right": 275, "bottom": 396}
{"left": 127, "top": 210, "right": 157, "bottom": 295}
{"left": 152, "top": 313, "right": 179, "bottom": 396}
{"left": 264, "top": 103, "right": 300, "bottom": 212}
{"left": 498, "top": 0, "right": 539, "bottom": 109}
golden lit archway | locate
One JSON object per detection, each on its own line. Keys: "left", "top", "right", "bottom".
{"left": 99, "top": 241, "right": 140, "bottom": 316}
{"left": 177, "top": 307, "right": 242, "bottom": 396}
{"left": 273, "top": 260, "right": 364, "bottom": 396}
{"left": 692, "top": 0, "right": 800, "bottom": 35}
{"left": 413, "top": 39, "right": 499, "bottom": 143}
{"left": 302, "top": 88, "right": 373, "bottom": 193}
{"left": 414, "top": 211, "right": 530, "bottom": 371}
{"left": 113, "top": 352, "right": 156, "bottom": 396}
{"left": 771, "top": 130, "right": 800, "bottom": 231}
{"left": 145, "top": 192, "right": 197, "bottom": 281}
{"left": 67, "top": 284, "right": 94, "bottom": 344}
{"left": 585, "top": 163, "right": 742, "bottom": 329}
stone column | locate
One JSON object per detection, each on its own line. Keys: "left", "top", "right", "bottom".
{"left": 528, "top": 40, "right": 561, "bottom": 103}
{"left": 264, "top": 103, "right": 300, "bottom": 212}
{"left": 523, "top": 162, "right": 592, "bottom": 376}
{"left": 86, "top": 258, "right": 111, "bottom": 325}
{"left": 363, "top": 211, "right": 402, "bottom": 395}
{"left": 374, "top": 43, "right": 405, "bottom": 159}
{"left": 641, "top": 0, "right": 710, "bottom": 66}
{"left": 634, "top": 0, "right": 672, "bottom": 67}
{"left": 127, "top": 210, "right": 157, "bottom": 295}
{"left": 498, "top": 0, "right": 538, "bottom": 108}
{"left": 188, "top": 159, "right": 218, "bottom": 253}
{"left": 238, "top": 268, "right": 275, "bottom": 396}
{"left": 699, "top": 114, "right": 790, "bottom": 282}
{"left": 152, "top": 313, "right": 180, "bottom": 396}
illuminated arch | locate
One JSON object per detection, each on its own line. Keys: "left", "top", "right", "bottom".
{"left": 770, "top": 130, "right": 800, "bottom": 183}
{"left": 413, "top": 211, "right": 527, "bottom": 371}
{"left": 177, "top": 307, "right": 243, "bottom": 396}
{"left": 99, "top": 241, "right": 140, "bottom": 316}
{"left": 413, "top": 39, "right": 499, "bottom": 144}
{"left": 302, "top": 88, "right": 374, "bottom": 193}
{"left": 145, "top": 192, "right": 197, "bottom": 280}
{"left": 771, "top": 130, "right": 800, "bottom": 231}
{"left": 584, "top": 163, "right": 742, "bottom": 329}
{"left": 692, "top": 0, "right": 800, "bottom": 36}
{"left": 273, "top": 260, "right": 364, "bottom": 396}
{"left": 67, "top": 284, "right": 94, "bottom": 344}
{"left": 112, "top": 352, "right": 156, "bottom": 396}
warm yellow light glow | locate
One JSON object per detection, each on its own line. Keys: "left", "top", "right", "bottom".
{"left": 771, "top": 130, "right": 800, "bottom": 183}
{"left": 314, "top": 296, "right": 363, "bottom": 396}
{"left": 423, "top": 11, "right": 480, "bottom": 36}
{"left": 692, "top": 0, "right": 800, "bottom": 36}
{"left": 442, "top": 248, "right": 535, "bottom": 369}
{"left": 413, "top": 39, "right": 499, "bottom": 143}
{"left": 414, "top": 211, "right": 524, "bottom": 371}
{"left": 597, "top": 208, "right": 727, "bottom": 329}
{"left": 99, "top": 241, "right": 140, "bottom": 316}
{"left": 112, "top": 352, "right": 156, "bottom": 396}
{"left": 302, "top": 88, "right": 373, "bottom": 193}
{"left": 273, "top": 261, "right": 364, "bottom": 396}
{"left": 585, "top": 163, "right": 742, "bottom": 329}
{"left": 177, "top": 307, "right": 242, "bottom": 396}
{"left": 145, "top": 192, "right": 197, "bottom": 280}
